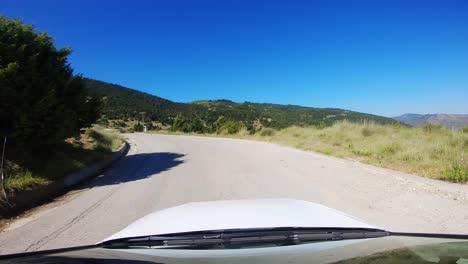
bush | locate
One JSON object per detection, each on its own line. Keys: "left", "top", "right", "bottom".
{"left": 113, "top": 120, "right": 127, "bottom": 128}
{"left": 445, "top": 165, "right": 468, "bottom": 183}
{"left": 378, "top": 143, "right": 400, "bottom": 155}
{"left": 245, "top": 122, "right": 256, "bottom": 135}
{"left": 219, "top": 121, "right": 242, "bottom": 134}
{"left": 172, "top": 114, "right": 205, "bottom": 133}
{"left": 133, "top": 123, "right": 144, "bottom": 132}
{"left": 315, "top": 122, "right": 327, "bottom": 129}
{"left": 259, "top": 128, "right": 275, "bottom": 137}
{"left": 462, "top": 126, "right": 468, "bottom": 133}
{"left": 213, "top": 116, "right": 226, "bottom": 132}
{"left": 145, "top": 122, "right": 160, "bottom": 131}
{"left": 352, "top": 149, "right": 373, "bottom": 157}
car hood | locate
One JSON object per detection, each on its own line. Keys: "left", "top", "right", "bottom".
{"left": 103, "top": 199, "right": 378, "bottom": 242}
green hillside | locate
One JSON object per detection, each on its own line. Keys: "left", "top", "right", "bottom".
{"left": 191, "top": 99, "right": 397, "bottom": 128}
{"left": 84, "top": 78, "right": 398, "bottom": 132}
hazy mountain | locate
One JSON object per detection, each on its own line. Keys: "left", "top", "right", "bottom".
{"left": 393, "top": 113, "right": 468, "bottom": 129}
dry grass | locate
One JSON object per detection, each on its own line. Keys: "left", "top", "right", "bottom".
{"left": 154, "top": 121, "right": 467, "bottom": 182}
{"left": 249, "top": 121, "right": 467, "bottom": 182}
{"left": 85, "top": 127, "right": 124, "bottom": 152}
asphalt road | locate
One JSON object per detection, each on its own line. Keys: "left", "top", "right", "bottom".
{"left": 1, "top": 133, "right": 467, "bottom": 254}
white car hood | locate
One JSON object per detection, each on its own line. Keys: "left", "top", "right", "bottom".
{"left": 103, "top": 199, "right": 379, "bottom": 242}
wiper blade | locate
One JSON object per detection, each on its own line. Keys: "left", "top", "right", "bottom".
{"left": 101, "top": 227, "right": 389, "bottom": 249}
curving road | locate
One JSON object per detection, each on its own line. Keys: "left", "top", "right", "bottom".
{"left": 1, "top": 133, "right": 467, "bottom": 254}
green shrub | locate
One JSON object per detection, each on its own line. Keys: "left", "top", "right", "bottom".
{"left": 213, "top": 116, "right": 243, "bottom": 134}
{"left": 245, "top": 122, "right": 256, "bottom": 135}
{"left": 462, "top": 126, "right": 468, "bottom": 133}
{"left": 445, "top": 165, "right": 468, "bottom": 183}
{"left": 113, "top": 120, "right": 127, "bottom": 128}
{"left": 315, "top": 122, "right": 327, "bottom": 129}
{"left": 219, "top": 121, "right": 242, "bottom": 134}
{"left": 378, "top": 144, "right": 400, "bottom": 155}
{"left": 352, "top": 149, "right": 373, "bottom": 157}
{"left": 259, "top": 128, "right": 275, "bottom": 137}
{"left": 133, "top": 123, "right": 144, "bottom": 132}
{"left": 145, "top": 122, "right": 160, "bottom": 131}
{"left": 213, "top": 116, "right": 226, "bottom": 132}
{"left": 172, "top": 114, "right": 205, "bottom": 133}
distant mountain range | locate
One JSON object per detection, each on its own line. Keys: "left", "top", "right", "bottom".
{"left": 84, "top": 78, "right": 398, "bottom": 131}
{"left": 393, "top": 113, "right": 468, "bottom": 129}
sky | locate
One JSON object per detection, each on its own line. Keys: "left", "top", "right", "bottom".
{"left": 1, "top": 0, "right": 467, "bottom": 116}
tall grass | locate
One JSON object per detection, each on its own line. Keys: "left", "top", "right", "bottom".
{"left": 245, "top": 121, "right": 467, "bottom": 182}
{"left": 85, "top": 127, "right": 124, "bottom": 152}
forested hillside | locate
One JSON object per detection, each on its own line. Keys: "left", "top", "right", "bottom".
{"left": 85, "top": 78, "right": 185, "bottom": 125}
{"left": 85, "top": 78, "right": 398, "bottom": 133}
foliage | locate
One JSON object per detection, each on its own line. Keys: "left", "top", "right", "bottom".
{"left": 133, "top": 123, "right": 144, "bottom": 132}
{"left": 0, "top": 16, "right": 100, "bottom": 148}
{"left": 213, "top": 116, "right": 227, "bottom": 132}
{"left": 259, "top": 128, "right": 276, "bottom": 137}
{"left": 245, "top": 122, "right": 256, "bottom": 134}
{"left": 218, "top": 120, "right": 242, "bottom": 134}
{"left": 172, "top": 114, "right": 204, "bottom": 133}
{"left": 378, "top": 143, "right": 400, "bottom": 156}
{"left": 112, "top": 120, "right": 127, "bottom": 128}
{"left": 445, "top": 165, "right": 468, "bottom": 183}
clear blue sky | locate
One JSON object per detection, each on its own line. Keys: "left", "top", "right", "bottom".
{"left": 1, "top": 0, "right": 467, "bottom": 116}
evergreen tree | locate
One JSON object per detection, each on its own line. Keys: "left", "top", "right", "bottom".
{"left": 0, "top": 16, "right": 100, "bottom": 147}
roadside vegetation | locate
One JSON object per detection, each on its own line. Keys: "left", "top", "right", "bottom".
{"left": 0, "top": 16, "right": 106, "bottom": 197}
{"left": 3, "top": 127, "right": 123, "bottom": 192}
{"left": 148, "top": 121, "right": 468, "bottom": 183}
{"left": 262, "top": 122, "right": 467, "bottom": 182}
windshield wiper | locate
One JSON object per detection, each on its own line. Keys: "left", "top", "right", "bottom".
{"left": 101, "top": 227, "right": 390, "bottom": 249}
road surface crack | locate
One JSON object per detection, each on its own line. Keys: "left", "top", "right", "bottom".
{"left": 24, "top": 188, "right": 118, "bottom": 252}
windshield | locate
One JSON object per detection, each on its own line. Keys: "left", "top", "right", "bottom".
{"left": 0, "top": 0, "right": 467, "bottom": 263}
